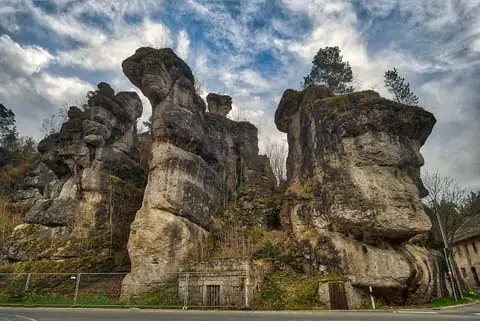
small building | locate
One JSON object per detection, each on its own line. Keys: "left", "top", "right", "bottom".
{"left": 453, "top": 217, "right": 480, "bottom": 290}
{"left": 178, "top": 259, "right": 251, "bottom": 308}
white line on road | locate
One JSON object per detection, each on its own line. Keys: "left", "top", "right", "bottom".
{"left": 15, "top": 315, "right": 37, "bottom": 321}
{"left": 397, "top": 311, "right": 438, "bottom": 314}
{"left": 0, "top": 315, "right": 37, "bottom": 321}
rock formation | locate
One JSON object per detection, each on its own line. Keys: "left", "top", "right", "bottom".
{"left": 1, "top": 45, "right": 449, "bottom": 308}
{"left": 120, "top": 48, "right": 275, "bottom": 298}
{"left": 275, "top": 85, "right": 446, "bottom": 305}
{"left": 2, "top": 83, "right": 146, "bottom": 269}
{"left": 207, "top": 93, "right": 232, "bottom": 117}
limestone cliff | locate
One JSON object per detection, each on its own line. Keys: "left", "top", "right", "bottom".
{"left": 275, "top": 85, "right": 446, "bottom": 305}
{"left": 120, "top": 48, "right": 275, "bottom": 298}
{"left": 2, "top": 83, "right": 146, "bottom": 270}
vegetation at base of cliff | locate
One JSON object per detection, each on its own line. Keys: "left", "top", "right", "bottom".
{"left": 208, "top": 186, "right": 284, "bottom": 260}
{"left": 0, "top": 197, "right": 22, "bottom": 249}
{"left": 0, "top": 105, "right": 40, "bottom": 249}
{"left": 11, "top": 256, "right": 121, "bottom": 274}
{"left": 285, "top": 179, "right": 316, "bottom": 199}
{"left": 0, "top": 257, "right": 126, "bottom": 304}
{"left": 426, "top": 290, "right": 480, "bottom": 308}
{"left": 254, "top": 272, "right": 340, "bottom": 310}
{"left": 131, "top": 282, "right": 182, "bottom": 307}
{"left": 102, "top": 173, "right": 144, "bottom": 257}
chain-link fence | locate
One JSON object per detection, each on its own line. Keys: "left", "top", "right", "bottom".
{"left": 0, "top": 271, "right": 249, "bottom": 309}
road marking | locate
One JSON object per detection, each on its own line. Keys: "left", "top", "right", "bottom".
{"left": 0, "top": 315, "right": 37, "bottom": 321}
{"left": 397, "top": 310, "right": 438, "bottom": 314}
{"left": 15, "top": 316, "right": 37, "bottom": 321}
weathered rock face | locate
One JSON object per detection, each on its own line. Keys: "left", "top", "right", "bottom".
{"left": 275, "top": 85, "right": 446, "bottom": 305}
{"left": 2, "top": 83, "right": 146, "bottom": 267}
{"left": 121, "top": 48, "right": 275, "bottom": 298}
{"left": 207, "top": 93, "right": 232, "bottom": 117}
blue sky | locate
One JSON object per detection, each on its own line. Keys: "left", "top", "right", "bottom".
{"left": 0, "top": 0, "right": 479, "bottom": 190}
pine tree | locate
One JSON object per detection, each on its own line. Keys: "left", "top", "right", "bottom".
{"left": 0, "top": 104, "right": 18, "bottom": 149}
{"left": 384, "top": 68, "right": 419, "bottom": 105}
{"left": 303, "top": 46, "right": 354, "bottom": 94}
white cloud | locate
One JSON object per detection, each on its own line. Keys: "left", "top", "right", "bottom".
{"left": 194, "top": 55, "right": 207, "bottom": 75}
{"left": 0, "top": 35, "right": 93, "bottom": 139}
{"left": 176, "top": 30, "right": 190, "bottom": 60}
{"left": 1, "top": 72, "right": 93, "bottom": 139}
{"left": 36, "top": 74, "right": 93, "bottom": 106}
{"left": 0, "top": 35, "right": 54, "bottom": 76}
{"left": 237, "top": 70, "right": 271, "bottom": 92}
{"left": 57, "top": 19, "right": 171, "bottom": 71}
{"left": 1, "top": 0, "right": 478, "bottom": 191}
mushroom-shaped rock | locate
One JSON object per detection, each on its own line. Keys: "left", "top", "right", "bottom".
{"left": 119, "top": 47, "right": 275, "bottom": 299}
{"left": 206, "top": 93, "right": 232, "bottom": 117}
{"left": 275, "top": 85, "right": 444, "bottom": 306}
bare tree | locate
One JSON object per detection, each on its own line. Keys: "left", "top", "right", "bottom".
{"left": 422, "top": 170, "right": 472, "bottom": 298}
{"left": 422, "top": 170, "right": 467, "bottom": 246}
{"left": 264, "top": 138, "right": 288, "bottom": 184}
{"left": 227, "top": 108, "right": 249, "bottom": 122}
{"left": 41, "top": 107, "right": 68, "bottom": 137}
{"left": 194, "top": 78, "right": 205, "bottom": 96}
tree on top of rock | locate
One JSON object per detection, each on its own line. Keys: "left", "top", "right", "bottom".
{"left": 302, "top": 46, "right": 354, "bottom": 94}
{"left": 0, "top": 104, "right": 18, "bottom": 150}
{"left": 384, "top": 67, "right": 419, "bottom": 105}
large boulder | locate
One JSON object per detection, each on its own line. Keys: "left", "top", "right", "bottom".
{"left": 121, "top": 48, "right": 275, "bottom": 298}
{"left": 275, "top": 85, "right": 447, "bottom": 305}
{"left": 3, "top": 83, "right": 146, "bottom": 268}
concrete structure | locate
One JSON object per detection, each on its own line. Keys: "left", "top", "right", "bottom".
{"left": 318, "top": 281, "right": 366, "bottom": 309}
{"left": 178, "top": 259, "right": 251, "bottom": 308}
{"left": 453, "top": 217, "right": 480, "bottom": 291}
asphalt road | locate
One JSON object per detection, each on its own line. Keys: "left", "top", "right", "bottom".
{"left": 1, "top": 305, "right": 480, "bottom": 321}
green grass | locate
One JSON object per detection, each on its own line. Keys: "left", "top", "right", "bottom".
{"left": 427, "top": 290, "right": 480, "bottom": 308}
{"left": 255, "top": 272, "right": 340, "bottom": 310}
{"left": 130, "top": 283, "right": 183, "bottom": 307}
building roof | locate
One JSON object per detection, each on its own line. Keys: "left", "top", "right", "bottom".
{"left": 453, "top": 216, "right": 480, "bottom": 244}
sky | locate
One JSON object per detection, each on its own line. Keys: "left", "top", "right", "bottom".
{"left": 0, "top": 0, "right": 479, "bottom": 191}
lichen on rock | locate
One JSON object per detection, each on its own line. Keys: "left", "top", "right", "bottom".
{"left": 275, "top": 85, "right": 446, "bottom": 306}
{"left": 120, "top": 47, "right": 276, "bottom": 298}
{"left": 2, "top": 82, "right": 146, "bottom": 271}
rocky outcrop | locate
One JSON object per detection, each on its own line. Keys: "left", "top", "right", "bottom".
{"left": 207, "top": 93, "right": 232, "bottom": 117}
{"left": 275, "top": 85, "right": 446, "bottom": 305}
{"left": 121, "top": 48, "right": 275, "bottom": 298}
{"left": 2, "top": 83, "right": 146, "bottom": 268}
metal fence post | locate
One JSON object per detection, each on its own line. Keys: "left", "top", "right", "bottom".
{"left": 183, "top": 272, "right": 189, "bottom": 310}
{"left": 73, "top": 273, "right": 81, "bottom": 305}
{"left": 24, "top": 273, "right": 32, "bottom": 292}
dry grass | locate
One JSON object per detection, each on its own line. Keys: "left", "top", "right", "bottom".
{"left": 211, "top": 220, "right": 261, "bottom": 259}
{"left": 211, "top": 216, "right": 290, "bottom": 260}
{"left": 0, "top": 196, "right": 22, "bottom": 248}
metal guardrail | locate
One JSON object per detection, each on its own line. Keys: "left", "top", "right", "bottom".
{"left": 0, "top": 271, "right": 249, "bottom": 309}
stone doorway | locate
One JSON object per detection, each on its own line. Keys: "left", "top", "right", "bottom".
{"left": 206, "top": 285, "right": 221, "bottom": 307}
{"left": 328, "top": 281, "right": 349, "bottom": 310}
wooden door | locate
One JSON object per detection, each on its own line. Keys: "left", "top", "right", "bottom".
{"left": 328, "top": 281, "right": 349, "bottom": 310}
{"left": 206, "top": 285, "right": 220, "bottom": 307}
